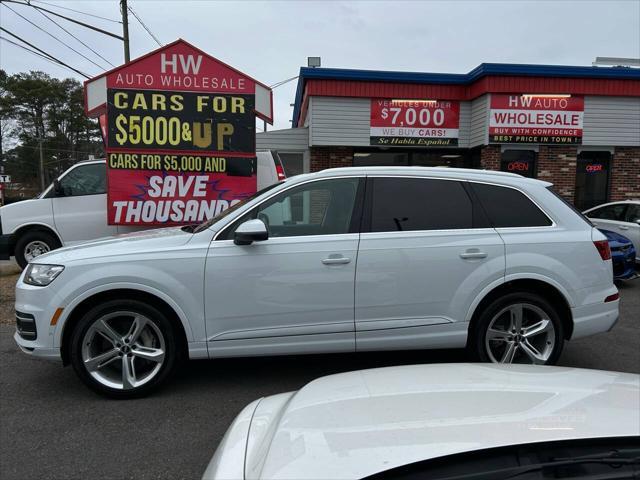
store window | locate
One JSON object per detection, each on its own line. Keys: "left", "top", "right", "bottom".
{"left": 574, "top": 151, "right": 612, "bottom": 211}
{"left": 500, "top": 150, "right": 537, "bottom": 178}
{"left": 278, "top": 152, "right": 304, "bottom": 177}
{"left": 412, "top": 152, "right": 471, "bottom": 168}
{"left": 353, "top": 151, "right": 409, "bottom": 166}
{"left": 353, "top": 149, "right": 474, "bottom": 168}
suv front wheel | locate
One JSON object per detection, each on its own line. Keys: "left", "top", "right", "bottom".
{"left": 70, "top": 299, "right": 179, "bottom": 398}
{"left": 471, "top": 292, "right": 564, "bottom": 365}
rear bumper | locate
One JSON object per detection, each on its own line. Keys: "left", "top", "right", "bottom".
{"left": 570, "top": 298, "right": 620, "bottom": 340}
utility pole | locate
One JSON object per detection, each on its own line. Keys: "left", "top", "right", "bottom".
{"left": 120, "top": 0, "right": 130, "bottom": 63}
{"left": 38, "top": 137, "right": 45, "bottom": 191}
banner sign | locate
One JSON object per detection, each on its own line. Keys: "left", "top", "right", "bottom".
{"left": 370, "top": 99, "right": 460, "bottom": 146}
{"left": 489, "top": 94, "right": 584, "bottom": 144}
{"left": 85, "top": 40, "right": 269, "bottom": 225}
{"left": 107, "top": 90, "right": 255, "bottom": 154}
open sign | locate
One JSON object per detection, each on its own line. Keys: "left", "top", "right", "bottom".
{"left": 586, "top": 163, "right": 604, "bottom": 173}
{"left": 507, "top": 161, "right": 530, "bottom": 172}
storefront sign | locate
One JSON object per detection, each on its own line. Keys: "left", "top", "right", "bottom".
{"left": 489, "top": 94, "right": 584, "bottom": 144}
{"left": 85, "top": 40, "right": 272, "bottom": 225}
{"left": 585, "top": 163, "right": 604, "bottom": 173}
{"left": 370, "top": 99, "right": 460, "bottom": 146}
{"left": 505, "top": 161, "right": 530, "bottom": 173}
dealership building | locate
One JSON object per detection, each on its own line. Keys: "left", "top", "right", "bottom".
{"left": 257, "top": 63, "right": 640, "bottom": 210}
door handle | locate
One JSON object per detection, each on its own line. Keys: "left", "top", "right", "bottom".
{"left": 322, "top": 256, "right": 351, "bottom": 265}
{"left": 460, "top": 251, "right": 488, "bottom": 260}
{"left": 620, "top": 226, "right": 630, "bottom": 230}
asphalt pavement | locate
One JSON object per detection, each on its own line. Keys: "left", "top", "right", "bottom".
{"left": 1, "top": 280, "right": 638, "bottom": 480}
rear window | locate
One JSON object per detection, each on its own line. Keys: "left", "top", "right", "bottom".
{"left": 470, "top": 183, "right": 552, "bottom": 228}
{"left": 546, "top": 186, "right": 594, "bottom": 227}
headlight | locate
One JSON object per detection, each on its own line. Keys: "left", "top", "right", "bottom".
{"left": 24, "top": 264, "right": 65, "bottom": 286}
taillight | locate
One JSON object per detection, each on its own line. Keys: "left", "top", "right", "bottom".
{"left": 604, "top": 293, "right": 619, "bottom": 302}
{"left": 276, "top": 164, "right": 286, "bottom": 181}
{"left": 593, "top": 240, "right": 611, "bottom": 261}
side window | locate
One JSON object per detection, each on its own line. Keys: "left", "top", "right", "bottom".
{"left": 223, "top": 178, "right": 361, "bottom": 239}
{"left": 369, "top": 178, "right": 476, "bottom": 232}
{"left": 624, "top": 205, "right": 640, "bottom": 223}
{"left": 588, "top": 204, "right": 627, "bottom": 221}
{"left": 470, "top": 183, "right": 552, "bottom": 228}
{"left": 58, "top": 163, "right": 106, "bottom": 196}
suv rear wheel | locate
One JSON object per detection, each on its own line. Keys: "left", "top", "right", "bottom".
{"left": 70, "top": 299, "right": 179, "bottom": 398}
{"left": 14, "top": 230, "right": 61, "bottom": 269}
{"left": 471, "top": 292, "right": 564, "bottom": 365}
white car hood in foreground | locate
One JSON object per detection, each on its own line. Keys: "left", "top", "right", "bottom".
{"left": 204, "top": 363, "right": 640, "bottom": 480}
{"left": 33, "top": 227, "right": 194, "bottom": 264}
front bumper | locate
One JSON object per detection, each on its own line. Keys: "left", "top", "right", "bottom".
{"left": 13, "top": 273, "right": 63, "bottom": 362}
{"left": 0, "top": 233, "right": 12, "bottom": 260}
{"left": 14, "top": 332, "right": 62, "bottom": 361}
{"left": 612, "top": 251, "right": 637, "bottom": 280}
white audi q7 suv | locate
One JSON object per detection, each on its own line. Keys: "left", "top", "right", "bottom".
{"left": 14, "top": 167, "right": 619, "bottom": 397}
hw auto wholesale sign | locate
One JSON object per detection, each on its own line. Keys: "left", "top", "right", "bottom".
{"left": 84, "top": 39, "right": 273, "bottom": 225}
{"left": 489, "top": 94, "right": 584, "bottom": 144}
{"left": 370, "top": 99, "right": 460, "bottom": 146}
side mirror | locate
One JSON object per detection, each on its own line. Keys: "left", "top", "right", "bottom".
{"left": 53, "top": 179, "right": 65, "bottom": 197}
{"left": 234, "top": 219, "right": 268, "bottom": 245}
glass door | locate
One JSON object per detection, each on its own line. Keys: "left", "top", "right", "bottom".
{"left": 500, "top": 150, "right": 537, "bottom": 178}
{"left": 574, "top": 152, "right": 611, "bottom": 210}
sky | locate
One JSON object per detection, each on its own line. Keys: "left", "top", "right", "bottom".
{"left": 1, "top": 0, "right": 639, "bottom": 130}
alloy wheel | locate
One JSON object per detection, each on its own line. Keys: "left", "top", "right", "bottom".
{"left": 81, "top": 311, "right": 166, "bottom": 390}
{"left": 484, "top": 303, "right": 556, "bottom": 364}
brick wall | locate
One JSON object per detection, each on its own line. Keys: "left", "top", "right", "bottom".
{"left": 537, "top": 145, "right": 579, "bottom": 201}
{"left": 611, "top": 147, "right": 640, "bottom": 201}
{"left": 480, "top": 145, "right": 500, "bottom": 170}
{"left": 310, "top": 146, "right": 354, "bottom": 172}
{"left": 310, "top": 144, "right": 638, "bottom": 205}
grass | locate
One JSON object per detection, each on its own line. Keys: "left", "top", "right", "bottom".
{"left": 0, "top": 262, "right": 20, "bottom": 325}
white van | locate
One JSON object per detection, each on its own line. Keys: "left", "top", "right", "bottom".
{"left": 0, "top": 151, "right": 285, "bottom": 268}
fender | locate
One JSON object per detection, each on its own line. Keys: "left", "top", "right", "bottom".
{"left": 12, "top": 221, "right": 61, "bottom": 239}
{"left": 465, "top": 272, "right": 575, "bottom": 323}
{"left": 53, "top": 281, "right": 195, "bottom": 348}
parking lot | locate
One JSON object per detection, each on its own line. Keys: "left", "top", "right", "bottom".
{"left": 0, "top": 268, "right": 638, "bottom": 480}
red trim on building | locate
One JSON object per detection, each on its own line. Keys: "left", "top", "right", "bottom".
{"left": 305, "top": 76, "right": 640, "bottom": 100}
{"left": 296, "top": 75, "right": 640, "bottom": 126}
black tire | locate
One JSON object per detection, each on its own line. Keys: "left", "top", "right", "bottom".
{"left": 14, "top": 230, "right": 61, "bottom": 269}
{"left": 70, "top": 299, "right": 179, "bottom": 399}
{"left": 469, "top": 291, "right": 564, "bottom": 365}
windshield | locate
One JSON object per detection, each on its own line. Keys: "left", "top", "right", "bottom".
{"left": 192, "top": 182, "right": 281, "bottom": 233}
{"left": 362, "top": 437, "right": 640, "bottom": 480}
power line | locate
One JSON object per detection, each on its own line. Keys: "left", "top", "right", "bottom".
{"left": 0, "top": 27, "right": 90, "bottom": 78}
{"left": 31, "top": 0, "right": 122, "bottom": 24}
{"left": 0, "top": 35, "right": 74, "bottom": 72}
{"left": 8, "top": 144, "right": 102, "bottom": 156}
{"left": 127, "top": 5, "right": 162, "bottom": 47}
{"left": 270, "top": 75, "right": 299, "bottom": 89}
{"left": 1, "top": 0, "right": 124, "bottom": 41}
{"left": 2, "top": 2, "right": 108, "bottom": 71}
{"left": 33, "top": 7, "right": 116, "bottom": 68}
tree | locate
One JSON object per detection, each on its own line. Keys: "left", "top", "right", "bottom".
{"left": 2, "top": 70, "right": 103, "bottom": 194}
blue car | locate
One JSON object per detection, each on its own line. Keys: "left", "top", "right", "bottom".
{"left": 599, "top": 229, "right": 637, "bottom": 281}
